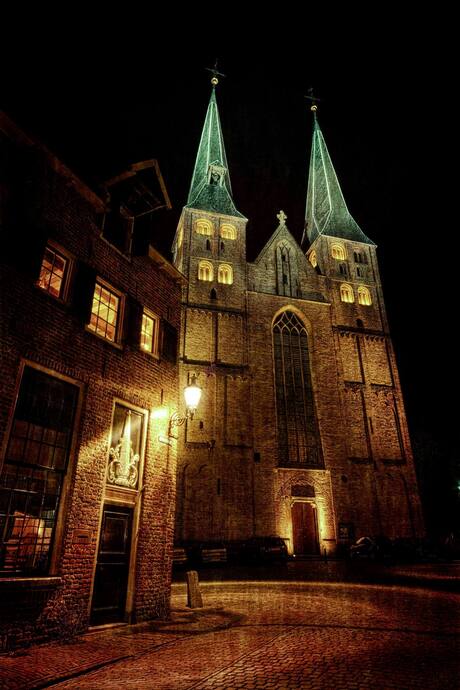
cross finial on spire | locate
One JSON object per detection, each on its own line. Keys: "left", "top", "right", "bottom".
{"left": 205, "top": 59, "right": 226, "bottom": 88}
{"left": 277, "top": 210, "right": 287, "bottom": 225}
{"left": 304, "top": 87, "right": 321, "bottom": 115}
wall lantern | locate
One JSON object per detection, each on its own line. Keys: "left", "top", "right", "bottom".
{"left": 168, "top": 374, "right": 202, "bottom": 436}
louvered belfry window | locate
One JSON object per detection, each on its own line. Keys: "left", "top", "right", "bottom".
{"left": 273, "top": 311, "right": 323, "bottom": 467}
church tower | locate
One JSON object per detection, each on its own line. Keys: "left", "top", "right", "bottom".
{"left": 303, "top": 108, "right": 423, "bottom": 540}
{"left": 172, "top": 78, "right": 252, "bottom": 541}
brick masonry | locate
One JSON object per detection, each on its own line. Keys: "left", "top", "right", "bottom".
{"left": 0, "top": 115, "right": 182, "bottom": 649}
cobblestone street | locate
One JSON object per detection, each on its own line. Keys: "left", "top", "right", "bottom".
{"left": 1, "top": 576, "right": 459, "bottom": 689}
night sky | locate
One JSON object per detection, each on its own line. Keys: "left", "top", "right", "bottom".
{"left": 2, "top": 35, "right": 456, "bottom": 456}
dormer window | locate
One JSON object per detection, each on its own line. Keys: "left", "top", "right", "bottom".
{"left": 207, "top": 164, "right": 226, "bottom": 187}
{"left": 331, "top": 243, "right": 346, "bottom": 261}
{"left": 195, "top": 219, "right": 213, "bottom": 236}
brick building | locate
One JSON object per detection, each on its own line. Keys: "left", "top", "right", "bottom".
{"left": 172, "top": 85, "right": 424, "bottom": 554}
{"left": 0, "top": 113, "right": 183, "bottom": 649}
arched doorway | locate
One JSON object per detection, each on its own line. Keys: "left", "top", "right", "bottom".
{"left": 291, "top": 501, "right": 319, "bottom": 555}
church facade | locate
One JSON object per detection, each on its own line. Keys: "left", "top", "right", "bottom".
{"left": 172, "top": 88, "right": 423, "bottom": 555}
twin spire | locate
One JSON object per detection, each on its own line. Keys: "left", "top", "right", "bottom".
{"left": 187, "top": 83, "right": 374, "bottom": 245}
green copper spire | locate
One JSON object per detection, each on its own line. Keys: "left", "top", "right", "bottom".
{"left": 303, "top": 114, "right": 374, "bottom": 245}
{"left": 186, "top": 88, "right": 244, "bottom": 218}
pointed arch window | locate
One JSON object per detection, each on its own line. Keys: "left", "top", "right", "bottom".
{"left": 358, "top": 285, "right": 372, "bottom": 306}
{"left": 218, "top": 263, "right": 233, "bottom": 285}
{"left": 273, "top": 311, "right": 323, "bottom": 467}
{"left": 340, "top": 283, "right": 355, "bottom": 303}
{"left": 331, "top": 243, "right": 346, "bottom": 260}
{"left": 195, "top": 219, "right": 213, "bottom": 236}
{"left": 220, "top": 224, "right": 237, "bottom": 240}
{"left": 198, "top": 260, "right": 213, "bottom": 282}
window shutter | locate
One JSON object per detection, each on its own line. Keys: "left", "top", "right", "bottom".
{"left": 125, "top": 296, "right": 143, "bottom": 346}
{"left": 72, "top": 262, "right": 96, "bottom": 324}
{"left": 161, "top": 320, "right": 178, "bottom": 363}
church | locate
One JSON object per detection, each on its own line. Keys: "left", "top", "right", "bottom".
{"left": 172, "top": 82, "right": 424, "bottom": 555}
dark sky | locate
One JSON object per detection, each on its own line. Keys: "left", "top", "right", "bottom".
{"left": 2, "top": 33, "right": 456, "bottom": 451}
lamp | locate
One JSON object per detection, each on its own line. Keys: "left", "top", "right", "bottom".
{"left": 169, "top": 374, "right": 202, "bottom": 436}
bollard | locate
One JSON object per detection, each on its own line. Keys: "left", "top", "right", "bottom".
{"left": 186, "top": 570, "right": 203, "bottom": 608}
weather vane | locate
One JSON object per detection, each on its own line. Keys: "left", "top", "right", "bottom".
{"left": 205, "top": 59, "right": 226, "bottom": 88}
{"left": 304, "top": 87, "right": 321, "bottom": 114}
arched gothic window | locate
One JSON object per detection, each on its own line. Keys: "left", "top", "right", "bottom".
{"left": 340, "top": 283, "right": 354, "bottom": 303}
{"left": 198, "top": 260, "right": 213, "bottom": 281}
{"left": 195, "top": 219, "right": 213, "bottom": 236}
{"left": 358, "top": 285, "right": 372, "bottom": 306}
{"left": 273, "top": 311, "right": 323, "bottom": 467}
{"left": 331, "top": 243, "right": 346, "bottom": 260}
{"left": 218, "top": 263, "right": 233, "bottom": 285}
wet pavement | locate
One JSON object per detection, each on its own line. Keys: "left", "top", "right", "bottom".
{"left": 1, "top": 563, "right": 459, "bottom": 689}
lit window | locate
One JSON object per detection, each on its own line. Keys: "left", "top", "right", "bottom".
{"left": 88, "top": 281, "right": 122, "bottom": 342}
{"left": 177, "top": 226, "right": 183, "bottom": 249}
{"left": 140, "top": 310, "right": 159, "bottom": 354}
{"left": 358, "top": 285, "right": 372, "bottom": 306}
{"left": 37, "top": 246, "right": 68, "bottom": 299}
{"left": 309, "top": 250, "right": 317, "bottom": 268}
{"left": 331, "top": 244, "right": 346, "bottom": 260}
{"left": 220, "top": 224, "right": 237, "bottom": 240}
{"left": 0, "top": 366, "right": 79, "bottom": 575}
{"left": 218, "top": 264, "right": 233, "bottom": 285}
{"left": 340, "top": 283, "right": 355, "bottom": 303}
{"left": 198, "top": 260, "right": 213, "bottom": 281}
{"left": 195, "top": 219, "right": 213, "bottom": 236}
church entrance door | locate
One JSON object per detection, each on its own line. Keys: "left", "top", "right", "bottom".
{"left": 291, "top": 501, "right": 319, "bottom": 555}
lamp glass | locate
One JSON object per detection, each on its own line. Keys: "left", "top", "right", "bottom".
{"left": 184, "top": 379, "right": 202, "bottom": 412}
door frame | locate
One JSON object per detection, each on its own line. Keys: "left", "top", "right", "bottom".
{"left": 290, "top": 498, "right": 320, "bottom": 555}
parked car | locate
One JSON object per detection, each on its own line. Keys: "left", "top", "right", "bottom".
{"left": 349, "top": 535, "right": 392, "bottom": 561}
{"left": 185, "top": 541, "right": 227, "bottom": 566}
{"left": 241, "top": 536, "right": 289, "bottom": 563}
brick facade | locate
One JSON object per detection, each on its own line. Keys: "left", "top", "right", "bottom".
{"left": 0, "top": 114, "right": 182, "bottom": 650}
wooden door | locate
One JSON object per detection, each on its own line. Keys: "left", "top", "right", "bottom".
{"left": 291, "top": 501, "right": 319, "bottom": 555}
{"left": 91, "top": 505, "right": 133, "bottom": 625}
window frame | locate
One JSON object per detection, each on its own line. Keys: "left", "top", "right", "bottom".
{"left": 106, "top": 399, "right": 148, "bottom": 493}
{"left": 217, "top": 263, "right": 233, "bottom": 285}
{"left": 331, "top": 243, "right": 346, "bottom": 261}
{"left": 140, "top": 308, "right": 160, "bottom": 357}
{"left": 357, "top": 285, "right": 372, "bottom": 306}
{"left": 220, "top": 224, "right": 237, "bottom": 240}
{"left": 198, "top": 260, "right": 214, "bottom": 282}
{"left": 340, "top": 283, "right": 355, "bottom": 303}
{"left": 86, "top": 277, "right": 125, "bottom": 346}
{"left": 195, "top": 219, "right": 214, "bottom": 236}
{"left": 0, "top": 361, "right": 83, "bottom": 577}
{"left": 36, "top": 240, "right": 74, "bottom": 303}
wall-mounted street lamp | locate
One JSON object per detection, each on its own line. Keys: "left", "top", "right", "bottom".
{"left": 168, "top": 374, "right": 202, "bottom": 437}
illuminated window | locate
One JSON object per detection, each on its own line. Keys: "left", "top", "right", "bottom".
{"left": 273, "top": 311, "right": 323, "bottom": 468}
{"left": 220, "top": 224, "right": 237, "bottom": 240}
{"left": 340, "top": 283, "right": 355, "bottom": 303}
{"left": 37, "top": 245, "right": 69, "bottom": 299}
{"left": 88, "top": 280, "right": 122, "bottom": 342}
{"left": 195, "top": 219, "right": 213, "bottom": 236}
{"left": 177, "top": 226, "right": 183, "bottom": 249}
{"left": 198, "top": 260, "right": 213, "bottom": 281}
{"left": 309, "top": 250, "right": 317, "bottom": 268}
{"left": 140, "top": 310, "right": 159, "bottom": 355}
{"left": 0, "top": 366, "right": 79, "bottom": 575}
{"left": 218, "top": 263, "right": 233, "bottom": 285}
{"left": 331, "top": 243, "right": 346, "bottom": 260}
{"left": 358, "top": 285, "right": 372, "bottom": 306}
